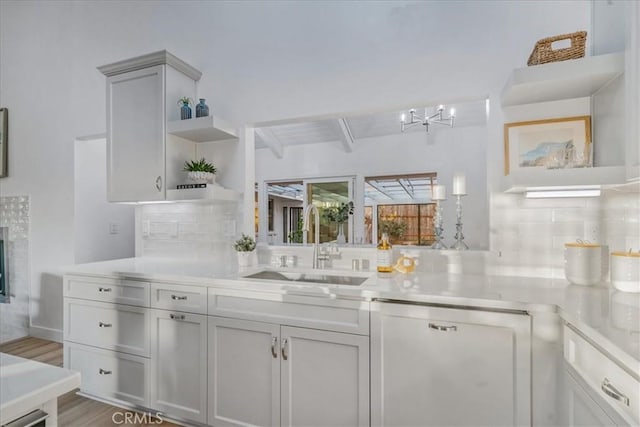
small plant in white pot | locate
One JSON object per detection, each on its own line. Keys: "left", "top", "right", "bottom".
{"left": 234, "top": 234, "right": 256, "bottom": 268}
{"left": 184, "top": 157, "right": 217, "bottom": 184}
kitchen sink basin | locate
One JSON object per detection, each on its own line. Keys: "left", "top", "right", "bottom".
{"left": 243, "top": 269, "right": 369, "bottom": 286}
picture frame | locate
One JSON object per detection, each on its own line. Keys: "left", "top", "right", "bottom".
{"left": 0, "top": 108, "right": 7, "bottom": 178}
{"left": 504, "top": 115, "right": 592, "bottom": 175}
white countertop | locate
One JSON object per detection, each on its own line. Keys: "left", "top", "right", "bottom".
{"left": 0, "top": 353, "right": 81, "bottom": 424}
{"left": 64, "top": 257, "right": 640, "bottom": 375}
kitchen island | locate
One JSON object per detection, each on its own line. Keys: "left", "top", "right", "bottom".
{"left": 0, "top": 353, "right": 80, "bottom": 426}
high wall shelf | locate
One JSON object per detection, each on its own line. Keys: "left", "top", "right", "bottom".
{"left": 166, "top": 186, "right": 242, "bottom": 202}
{"left": 501, "top": 52, "right": 624, "bottom": 106}
{"left": 167, "top": 116, "right": 237, "bottom": 142}
{"left": 500, "top": 53, "right": 627, "bottom": 193}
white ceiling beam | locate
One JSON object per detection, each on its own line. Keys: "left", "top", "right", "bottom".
{"left": 255, "top": 128, "right": 284, "bottom": 159}
{"left": 336, "top": 118, "right": 355, "bottom": 153}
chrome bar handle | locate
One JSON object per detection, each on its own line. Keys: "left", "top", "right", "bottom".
{"left": 601, "top": 378, "right": 630, "bottom": 406}
{"left": 428, "top": 323, "right": 457, "bottom": 332}
{"left": 281, "top": 337, "right": 289, "bottom": 360}
{"left": 271, "top": 336, "right": 278, "bottom": 359}
{"left": 155, "top": 176, "right": 162, "bottom": 192}
{"left": 99, "top": 368, "right": 112, "bottom": 375}
{"left": 170, "top": 313, "right": 185, "bottom": 320}
{"left": 171, "top": 295, "right": 187, "bottom": 301}
{"left": 98, "top": 287, "right": 112, "bottom": 293}
{"left": 98, "top": 322, "right": 112, "bottom": 328}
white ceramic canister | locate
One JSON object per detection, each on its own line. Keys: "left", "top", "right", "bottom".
{"left": 611, "top": 251, "right": 640, "bottom": 293}
{"left": 564, "top": 242, "right": 603, "bottom": 286}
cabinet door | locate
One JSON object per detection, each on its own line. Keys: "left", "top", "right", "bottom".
{"left": 281, "top": 326, "right": 370, "bottom": 427}
{"left": 208, "top": 317, "right": 280, "bottom": 427}
{"left": 150, "top": 309, "right": 207, "bottom": 423}
{"left": 107, "top": 65, "right": 165, "bottom": 202}
{"left": 371, "top": 302, "right": 531, "bottom": 427}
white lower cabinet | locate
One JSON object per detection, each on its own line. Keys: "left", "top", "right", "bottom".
{"left": 562, "top": 367, "right": 619, "bottom": 427}
{"left": 208, "top": 316, "right": 370, "bottom": 427}
{"left": 371, "top": 301, "right": 531, "bottom": 427}
{"left": 150, "top": 309, "right": 208, "bottom": 424}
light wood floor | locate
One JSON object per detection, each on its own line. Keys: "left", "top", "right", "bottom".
{"left": 0, "top": 336, "right": 178, "bottom": 427}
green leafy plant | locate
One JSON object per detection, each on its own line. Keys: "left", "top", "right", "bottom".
{"left": 379, "top": 220, "right": 407, "bottom": 239}
{"left": 183, "top": 158, "right": 217, "bottom": 174}
{"left": 177, "top": 97, "right": 193, "bottom": 106}
{"left": 287, "top": 217, "right": 304, "bottom": 244}
{"left": 323, "top": 201, "right": 354, "bottom": 224}
{"left": 234, "top": 234, "right": 256, "bottom": 252}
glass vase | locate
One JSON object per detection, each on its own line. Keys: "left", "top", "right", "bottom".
{"left": 337, "top": 222, "right": 346, "bottom": 244}
{"left": 196, "top": 98, "right": 209, "bottom": 118}
{"left": 180, "top": 103, "right": 192, "bottom": 120}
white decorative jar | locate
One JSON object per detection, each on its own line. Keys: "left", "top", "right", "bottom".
{"left": 237, "top": 251, "right": 255, "bottom": 268}
{"left": 564, "top": 242, "right": 604, "bottom": 286}
{"left": 611, "top": 252, "right": 640, "bottom": 293}
{"left": 187, "top": 171, "right": 215, "bottom": 184}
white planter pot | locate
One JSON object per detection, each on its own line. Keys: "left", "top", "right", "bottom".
{"left": 237, "top": 251, "right": 255, "bottom": 268}
{"left": 187, "top": 171, "right": 215, "bottom": 184}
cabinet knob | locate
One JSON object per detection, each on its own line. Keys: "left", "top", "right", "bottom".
{"left": 170, "top": 313, "right": 185, "bottom": 320}
{"left": 428, "top": 323, "right": 457, "bottom": 332}
{"left": 155, "top": 176, "right": 162, "bottom": 192}
{"left": 601, "top": 378, "right": 630, "bottom": 406}
{"left": 99, "top": 368, "right": 112, "bottom": 375}
{"left": 98, "top": 322, "right": 112, "bottom": 328}
{"left": 271, "top": 336, "right": 278, "bottom": 359}
{"left": 281, "top": 337, "right": 289, "bottom": 360}
{"left": 98, "top": 287, "right": 112, "bottom": 293}
{"left": 171, "top": 295, "right": 188, "bottom": 301}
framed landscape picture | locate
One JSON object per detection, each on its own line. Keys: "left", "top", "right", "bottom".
{"left": 504, "top": 116, "right": 592, "bottom": 175}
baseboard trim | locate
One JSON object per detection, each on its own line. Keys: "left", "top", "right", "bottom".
{"left": 29, "top": 325, "right": 63, "bottom": 343}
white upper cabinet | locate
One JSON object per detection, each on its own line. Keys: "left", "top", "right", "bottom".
{"left": 99, "top": 50, "right": 240, "bottom": 202}
{"left": 106, "top": 65, "right": 166, "bottom": 202}
{"left": 626, "top": 1, "right": 640, "bottom": 182}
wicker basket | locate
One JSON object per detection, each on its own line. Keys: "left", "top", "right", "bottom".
{"left": 527, "top": 31, "right": 587, "bottom": 66}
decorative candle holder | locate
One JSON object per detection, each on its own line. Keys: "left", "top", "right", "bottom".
{"left": 451, "top": 194, "right": 469, "bottom": 250}
{"left": 431, "top": 199, "right": 447, "bottom": 250}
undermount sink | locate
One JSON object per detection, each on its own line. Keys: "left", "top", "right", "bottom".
{"left": 243, "top": 269, "right": 369, "bottom": 286}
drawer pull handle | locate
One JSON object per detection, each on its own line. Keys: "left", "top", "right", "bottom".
{"left": 98, "top": 322, "right": 112, "bottom": 328}
{"left": 170, "top": 313, "right": 185, "bottom": 320}
{"left": 171, "top": 295, "right": 188, "bottom": 301}
{"left": 281, "top": 338, "right": 289, "bottom": 361}
{"left": 271, "top": 336, "right": 278, "bottom": 359}
{"left": 98, "top": 287, "right": 112, "bottom": 293}
{"left": 99, "top": 368, "right": 112, "bottom": 375}
{"left": 428, "top": 323, "right": 457, "bottom": 332}
{"left": 601, "top": 378, "right": 630, "bottom": 406}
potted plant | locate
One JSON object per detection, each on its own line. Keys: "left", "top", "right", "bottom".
{"left": 323, "top": 201, "right": 354, "bottom": 244}
{"left": 234, "top": 233, "right": 257, "bottom": 267}
{"left": 184, "top": 157, "right": 217, "bottom": 184}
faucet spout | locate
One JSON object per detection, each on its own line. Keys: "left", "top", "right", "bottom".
{"left": 303, "top": 204, "right": 321, "bottom": 269}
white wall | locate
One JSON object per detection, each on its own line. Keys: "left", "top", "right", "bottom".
{"left": 73, "top": 139, "right": 135, "bottom": 264}
{"left": 0, "top": 0, "right": 590, "bottom": 335}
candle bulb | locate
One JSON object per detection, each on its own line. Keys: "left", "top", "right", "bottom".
{"left": 438, "top": 104, "right": 444, "bottom": 111}
{"left": 452, "top": 173, "right": 466, "bottom": 196}
{"left": 450, "top": 108, "right": 456, "bottom": 118}
{"left": 401, "top": 113, "right": 406, "bottom": 123}
{"left": 432, "top": 184, "right": 446, "bottom": 200}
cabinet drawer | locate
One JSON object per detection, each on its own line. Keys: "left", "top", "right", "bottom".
{"left": 208, "top": 288, "right": 369, "bottom": 335}
{"left": 64, "top": 298, "right": 150, "bottom": 357}
{"left": 564, "top": 324, "right": 639, "bottom": 425}
{"left": 65, "top": 342, "right": 149, "bottom": 408}
{"left": 64, "top": 275, "right": 150, "bottom": 307}
{"left": 150, "top": 283, "right": 207, "bottom": 315}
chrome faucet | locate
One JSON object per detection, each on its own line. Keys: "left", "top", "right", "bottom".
{"left": 303, "top": 203, "right": 321, "bottom": 269}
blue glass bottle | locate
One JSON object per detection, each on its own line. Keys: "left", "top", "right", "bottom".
{"left": 196, "top": 98, "right": 209, "bottom": 118}
{"left": 180, "top": 103, "right": 192, "bottom": 120}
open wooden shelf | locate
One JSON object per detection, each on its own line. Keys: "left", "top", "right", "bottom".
{"left": 167, "top": 116, "right": 237, "bottom": 142}
{"left": 166, "top": 186, "right": 242, "bottom": 202}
